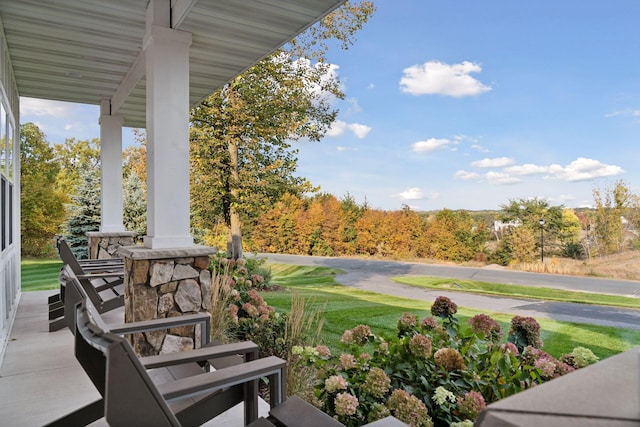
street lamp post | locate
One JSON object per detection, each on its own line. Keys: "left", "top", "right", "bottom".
{"left": 539, "top": 218, "right": 545, "bottom": 263}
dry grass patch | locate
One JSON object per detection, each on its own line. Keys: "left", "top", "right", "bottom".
{"left": 513, "top": 251, "right": 640, "bottom": 281}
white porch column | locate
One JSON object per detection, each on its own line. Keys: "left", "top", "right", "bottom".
{"left": 143, "top": 1, "right": 193, "bottom": 249}
{"left": 99, "top": 99, "right": 125, "bottom": 232}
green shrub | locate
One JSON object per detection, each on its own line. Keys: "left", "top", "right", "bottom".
{"left": 296, "top": 296, "right": 588, "bottom": 427}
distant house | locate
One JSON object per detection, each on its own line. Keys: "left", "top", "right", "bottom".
{"left": 492, "top": 220, "right": 521, "bottom": 240}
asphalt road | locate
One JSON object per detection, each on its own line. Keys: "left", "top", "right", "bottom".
{"left": 261, "top": 253, "right": 640, "bottom": 330}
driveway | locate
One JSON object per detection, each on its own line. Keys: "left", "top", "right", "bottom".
{"left": 261, "top": 253, "right": 640, "bottom": 330}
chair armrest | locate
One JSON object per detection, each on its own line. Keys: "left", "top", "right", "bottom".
{"left": 79, "top": 259, "right": 123, "bottom": 264}
{"left": 156, "top": 355, "right": 286, "bottom": 404}
{"left": 108, "top": 312, "right": 210, "bottom": 334}
{"left": 77, "top": 272, "right": 124, "bottom": 279}
{"left": 140, "top": 341, "right": 259, "bottom": 369}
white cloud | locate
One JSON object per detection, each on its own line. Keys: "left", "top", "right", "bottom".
{"left": 471, "top": 157, "right": 514, "bottom": 168}
{"left": 485, "top": 171, "right": 520, "bottom": 185}
{"left": 412, "top": 138, "right": 450, "bottom": 153}
{"left": 504, "top": 163, "right": 549, "bottom": 175}
{"left": 326, "top": 120, "right": 347, "bottom": 137}
{"left": 399, "top": 60, "right": 492, "bottom": 97}
{"left": 471, "top": 144, "right": 489, "bottom": 153}
{"left": 605, "top": 109, "right": 640, "bottom": 119}
{"left": 20, "top": 97, "right": 75, "bottom": 118}
{"left": 395, "top": 187, "right": 425, "bottom": 200}
{"left": 326, "top": 120, "right": 371, "bottom": 139}
{"left": 367, "top": 83, "right": 375, "bottom": 90}
{"left": 454, "top": 170, "right": 481, "bottom": 180}
{"left": 337, "top": 146, "right": 357, "bottom": 152}
{"left": 546, "top": 157, "right": 624, "bottom": 182}
{"left": 393, "top": 187, "right": 440, "bottom": 201}
{"left": 349, "top": 123, "right": 372, "bottom": 138}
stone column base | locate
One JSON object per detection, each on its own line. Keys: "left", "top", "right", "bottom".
{"left": 117, "top": 245, "right": 217, "bottom": 356}
{"left": 87, "top": 231, "right": 138, "bottom": 260}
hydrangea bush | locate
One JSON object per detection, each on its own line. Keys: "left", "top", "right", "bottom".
{"left": 295, "top": 296, "right": 598, "bottom": 427}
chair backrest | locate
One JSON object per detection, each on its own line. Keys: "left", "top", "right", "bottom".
{"left": 57, "top": 236, "right": 88, "bottom": 277}
{"left": 60, "top": 265, "right": 108, "bottom": 317}
{"left": 75, "top": 300, "right": 181, "bottom": 426}
{"left": 61, "top": 265, "right": 107, "bottom": 332}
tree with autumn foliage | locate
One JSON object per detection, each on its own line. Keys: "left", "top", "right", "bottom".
{"left": 423, "top": 209, "right": 488, "bottom": 262}
{"left": 20, "top": 123, "right": 66, "bottom": 256}
{"left": 591, "top": 180, "right": 638, "bottom": 255}
{"left": 189, "top": 1, "right": 375, "bottom": 260}
{"left": 52, "top": 137, "right": 100, "bottom": 204}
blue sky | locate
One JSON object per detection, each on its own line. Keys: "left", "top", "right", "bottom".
{"left": 20, "top": 1, "right": 640, "bottom": 211}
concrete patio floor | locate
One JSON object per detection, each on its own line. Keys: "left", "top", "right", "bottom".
{"left": 0, "top": 290, "right": 267, "bottom": 427}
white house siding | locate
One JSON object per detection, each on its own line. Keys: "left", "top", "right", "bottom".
{"left": 0, "top": 16, "right": 21, "bottom": 365}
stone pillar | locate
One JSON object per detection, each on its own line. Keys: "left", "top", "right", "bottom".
{"left": 99, "top": 99, "right": 125, "bottom": 232}
{"left": 143, "top": 0, "right": 193, "bottom": 249}
{"left": 118, "top": 245, "right": 216, "bottom": 356}
{"left": 87, "top": 231, "right": 137, "bottom": 260}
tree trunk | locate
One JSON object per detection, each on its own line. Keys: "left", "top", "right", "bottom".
{"left": 227, "top": 138, "right": 243, "bottom": 260}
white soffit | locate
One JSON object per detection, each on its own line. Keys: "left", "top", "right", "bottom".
{"left": 0, "top": 0, "right": 345, "bottom": 127}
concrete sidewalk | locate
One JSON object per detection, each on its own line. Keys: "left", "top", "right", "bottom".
{"left": 0, "top": 291, "right": 264, "bottom": 427}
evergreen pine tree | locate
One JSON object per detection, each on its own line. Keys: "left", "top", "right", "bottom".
{"left": 123, "top": 171, "right": 146, "bottom": 240}
{"left": 63, "top": 165, "right": 101, "bottom": 259}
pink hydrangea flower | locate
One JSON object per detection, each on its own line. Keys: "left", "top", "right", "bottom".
{"left": 339, "top": 353, "right": 357, "bottom": 370}
{"left": 457, "top": 391, "right": 486, "bottom": 419}
{"left": 316, "top": 345, "right": 331, "bottom": 358}
{"left": 325, "top": 375, "right": 348, "bottom": 393}
{"left": 362, "top": 367, "right": 391, "bottom": 398}
{"left": 409, "top": 334, "right": 433, "bottom": 359}
{"left": 334, "top": 392, "right": 358, "bottom": 416}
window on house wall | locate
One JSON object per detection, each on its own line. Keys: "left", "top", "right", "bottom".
{"left": 7, "top": 121, "right": 12, "bottom": 246}
{"left": 7, "top": 120, "right": 12, "bottom": 181}
{"left": 0, "top": 102, "right": 4, "bottom": 177}
{"left": 1, "top": 176, "right": 6, "bottom": 251}
{"left": 9, "top": 182, "right": 13, "bottom": 245}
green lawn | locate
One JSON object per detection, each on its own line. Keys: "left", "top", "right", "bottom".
{"left": 265, "top": 264, "right": 640, "bottom": 360}
{"left": 393, "top": 276, "right": 640, "bottom": 309}
{"left": 20, "top": 259, "right": 640, "bottom": 360}
{"left": 21, "top": 258, "right": 62, "bottom": 291}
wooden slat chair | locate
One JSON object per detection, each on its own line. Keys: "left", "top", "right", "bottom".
{"left": 57, "top": 236, "right": 125, "bottom": 272}
{"left": 53, "top": 300, "right": 286, "bottom": 427}
{"left": 49, "top": 239, "right": 126, "bottom": 331}
{"left": 48, "top": 270, "right": 287, "bottom": 426}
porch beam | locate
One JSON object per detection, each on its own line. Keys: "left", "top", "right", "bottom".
{"left": 171, "top": 0, "right": 198, "bottom": 29}
{"left": 111, "top": 50, "right": 146, "bottom": 116}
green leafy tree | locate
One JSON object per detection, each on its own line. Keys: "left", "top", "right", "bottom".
{"left": 592, "top": 180, "right": 630, "bottom": 255}
{"left": 499, "top": 198, "right": 563, "bottom": 255}
{"left": 63, "top": 166, "right": 101, "bottom": 259}
{"left": 20, "top": 123, "right": 66, "bottom": 256}
{"left": 190, "top": 1, "right": 375, "bottom": 260}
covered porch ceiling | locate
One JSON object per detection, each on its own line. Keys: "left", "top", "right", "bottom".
{"left": 0, "top": 0, "right": 345, "bottom": 128}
